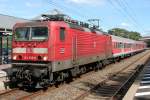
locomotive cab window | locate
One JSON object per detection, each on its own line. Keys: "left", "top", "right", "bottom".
{"left": 60, "top": 27, "right": 65, "bottom": 41}
{"left": 14, "top": 27, "right": 48, "bottom": 41}
{"left": 31, "top": 27, "right": 48, "bottom": 40}
{"left": 14, "top": 27, "right": 30, "bottom": 41}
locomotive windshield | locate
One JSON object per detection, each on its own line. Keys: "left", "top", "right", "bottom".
{"left": 31, "top": 27, "right": 48, "bottom": 40}
{"left": 15, "top": 27, "right": 30, "bottom": 41}
{"left": 14, "top": 27, "right": 48, "bottom": 41}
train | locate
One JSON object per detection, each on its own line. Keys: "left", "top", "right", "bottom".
{"left": 7, "top": 14, "right": 146, "bottom": 88}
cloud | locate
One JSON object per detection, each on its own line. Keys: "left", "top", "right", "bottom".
{"left": 25, "top": 1, "right": 43, "bottom": 8}
{"left": 67, "top": 0, "right": 105, "bottom": 6}
{"left": 116, "top": 22, "right": 132, "bottom": 30}
{"left": 121, "top": 22, "right": 131, "bottom": 27}
{"left": 119, "top": 22, "right": 133, "bottom": 29}
{"left": 143, "top": 30, "right": 150, "bottom": 36}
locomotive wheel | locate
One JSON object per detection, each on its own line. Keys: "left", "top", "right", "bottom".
{"left": 80, "top": 66, "right": 86, "bottom": 74}
{"left": 65, "top": 71, "right": 73, "bottom": 84}
{"left": 94, "top": 63, "right": 98, "bottom": 72}
{"left": 98, "top": 62, "right": 103, "bottom": 70}
{"left": 111, "top": 58, "right": 115, "bottom": 64}
{"left": 71, "top": 68, "right": 77, "bottom": 77}
{"left": 94, "top": 62, "right": 103, "bottom": 71}
{"left": 71, "top": 66, "right": 80, "bottom": 78}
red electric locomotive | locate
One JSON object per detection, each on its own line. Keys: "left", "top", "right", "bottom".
{"left": 8, "top": 14, "right": 146, "bottom": 88}
{"left": 9, "top": 14, "right": 112, "bottom": 88}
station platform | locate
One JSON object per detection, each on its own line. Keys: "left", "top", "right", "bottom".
{"left": 0, "top": 64, "right": 11, "bottom": 70}
{"left": 123, "top": 61, "right": 150, "bottom": 100}
{"left": 0, "top": 64, "right": 11, "bottom": 91}
{"left": 0, "top": 64, "right": 11, "bottom": 77}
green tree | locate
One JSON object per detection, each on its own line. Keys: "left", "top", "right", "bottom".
{"left": 108, "top": 28, "right": 142, "bottom": 40}
{"left": 128, "top": 31, "right": 141, "bottom": 40}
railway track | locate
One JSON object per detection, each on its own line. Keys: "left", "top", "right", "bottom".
{"left": 29, "top": 51, "right": 150, "bottom": 100}
{"left": 0, "top": 88, "right": 34, "bottom": 100}
{"left": 0, "top": 85, "right": 58, "bottom": 100}
{"left": 0, "top": 51, "right": 149, "bottom": 100}
{"left": 74, "top": 51, "right": 150, "bottom": 100}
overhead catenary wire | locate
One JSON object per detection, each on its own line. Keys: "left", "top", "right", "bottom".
{"left": 49, "top": 1, "right": 103, "bottom": 29}
{"left": 107, "top": 0, "right": 144, "bottom": 32}
{"left": 107, "top": 0, "right": 135, "bottom": 25}
{"left": 120, "top": 0, "right": 138, "bottom": 18}
{"left": 119, "top": 0, "right": 145, "bottom": 31}
{"left": 116, "top": 0, "right": 145, "bottom": 32}
{"left": 49, "top": 0, "right": 145, "bottom": 33}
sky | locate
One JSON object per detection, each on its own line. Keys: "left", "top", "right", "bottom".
{"left": 0, "top": 0, "right": 150, "bottom": 36}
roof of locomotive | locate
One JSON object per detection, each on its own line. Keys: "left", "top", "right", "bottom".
{"left": 32, "top": 14, "right": 107, "bottom": 35}
{"left": 12, "top": 13, "right": 110, "bottom": 36}
{"left": 111, "top": 35, "right": 144, "bottom": 44}
{"left": 13, "top": 21, "right": 51, "bottom": 27}
{"left": 13, "top": 20, "right": 107, "bottom": 36}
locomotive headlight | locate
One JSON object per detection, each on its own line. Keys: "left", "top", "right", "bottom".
{"left": 13, "top": 55, "right": 17, "bottom": 60}
{"left": 43, "top": 56, "right": 48, "bottom": 61}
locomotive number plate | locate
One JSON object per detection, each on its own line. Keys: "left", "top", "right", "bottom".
{"left": 26, "top": 48, "right": 33, "bottom": 53}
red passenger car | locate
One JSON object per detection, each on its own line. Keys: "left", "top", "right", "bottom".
{"left": 111, "top": 35, "right": 146, "bottom": 58}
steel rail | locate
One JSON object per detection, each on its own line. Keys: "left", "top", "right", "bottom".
{"left": 74, "top": 51, "right": 150, "bottom": 100}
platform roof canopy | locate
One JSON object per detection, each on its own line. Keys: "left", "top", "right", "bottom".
{"left": 0, "top": 14, "right": 28, "bottom": 33}
{"left": 140, "top": 36, "right": 150, "bottom": 42}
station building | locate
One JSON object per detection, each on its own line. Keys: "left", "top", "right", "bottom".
{"left": 0, "top": 14, "right": 28, "bottom": 64}
{"left": 0, "top": 14, "right": 28, "bottom": 34}
{"left": 140, "top": 36, "right": 150, "bottom": 47}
